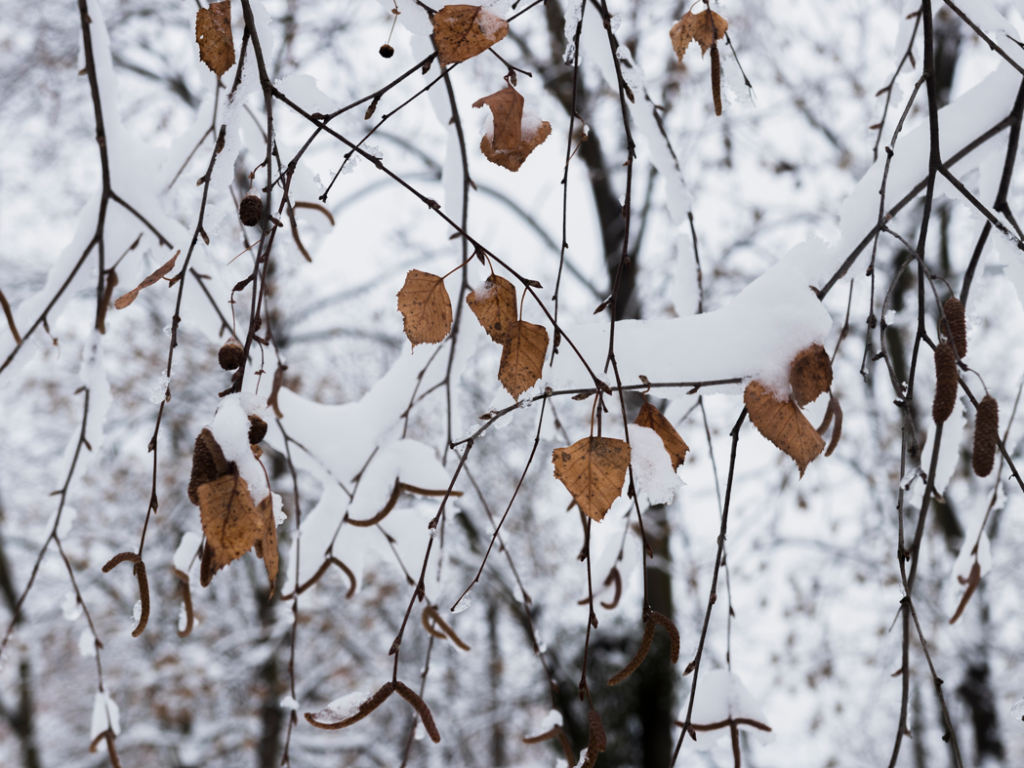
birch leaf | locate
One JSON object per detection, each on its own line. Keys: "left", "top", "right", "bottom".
{"left": 480, "top": 120, "right": 551, "bottom": 172}
{"left": 789, "top": 344, "right": 833, "bottom": 406}
{"left": 552, "top": 437, "right": 631, "bottom": 522}
{"left": 433, "top": 5, "right": 508, "bottom": 66}
{"left": 670, "top": 9, "right": 728, "bottom": 61}
{"left": 196, "top": 1, "right": 235, "bottom": 77}
{"left": 467, "top": 275, "right": 517, "bottom": 343}
{"left": 499, "top": 320, "right": 548, "bottom": 400}
{"left": 744, "top": 381, "right": 824, "bottom": 477}
{"left": 397, "top": 270, "right": 453, "bottom": 347}
{"left": 197, "top": 475, "right": 263, "bottom": 572}
{"left": 635, "top": 402, "right": 689, "bottom": 470}
{"left": 114, "top": 251, "right": 179, "bottom": 310}
{"left": 473, "top": 87, "right": 523, "bottom": 150}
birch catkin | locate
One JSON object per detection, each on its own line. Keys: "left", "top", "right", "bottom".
{"left": 942, "top": 297, "right": 967, "bottom": 358}
{"left": 710, "top": 46, "right": 723, "bottom": 116}
{"left": 932, "top": 342, "right": 958, "bottom": 424}
{"left": 972, "top": 395, "right": 999, "bottom": 477}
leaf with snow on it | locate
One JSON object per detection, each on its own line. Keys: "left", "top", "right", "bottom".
{"left": 467, "top": 274, "right": 517, "bottom": 343}
{"left": 473, "top": 87, "right": 523, "bottom": 150}
{"left": 397, "top": 270, "right": 453, "bottom": 348}
{"left": 196, "top": 1, "right": 235, "bottom": 77}
{"left": 433, "top": 4, "right": 508, "bottom": 65}
{"left": 635, "top": 402, "right": 688, "bottom": 470}
{"left": 481, "top": 118, "right": 551, "bottom": 172}
{"left": 744, "top": 381, "right": 824, "bottom": 477}
{"left": 552, "top": 437, "right": 631, "bottom": 522}
{"left": 670, "top": 9, "right": 728, "bottom": 62}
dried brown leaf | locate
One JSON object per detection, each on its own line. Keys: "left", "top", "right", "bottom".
{"left": 950, "top": 561, "right": 981, "bottom": 624}
{"left": 467, "top": 274, "right": 517, "bottom": 343}
{"left": 397, "top": 269, "right": 453, "bottom": 347}
{"left": 635, "top": 402, "right": 689, "bottom": 470}
{"left": 499, "top": 320, "right": 548, "bottom": 400}
{"left": 196, "top": 1, "right": 235, "bottom": 77}
{"left": 670, "top": 9, "right": 728, "bottom": 62}
{"left": 825, "top": 395, "right": 843, "bottom": 457}
{"left": 552, "top": 437, "right": 631, "bottom": 522}
{"left": 114, "top": 251, "right": 179, "bottom": 310}
{"left": 197, "top": 475, "right": 263, "bottom": 573}
{"left": 472, "top": 87, "right": 523, "bottom": 150}
{"left": 256, "top": 495, "right": 279, "bottom": 596}
{"left": 744, "top": 381, "right": 825, "bottom": 477}
{"left": 480, "top": 120, "right": 552, "bottom": 172}
{"left": 432, "top": 4, "right": 508, "bottom": 66}
{"left": 789, "top": 344, "right": 833, "bottom": 407}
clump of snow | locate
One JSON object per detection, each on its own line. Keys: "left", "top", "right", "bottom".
{"left": 280, "top": 696, "right": 299, "bottom": 710}
{"left": 90, "top": 690, "right": 121, "bottom": 740}
{"left": 319, "top": 691, "right": 370, "bottom": 723}
{"left": 686, "top": 669, "right": 771, "bottom": 745}
{"left": 521, "top": 112, "right": 544, "bottom": 141}
{"left": 79, "top": 628, "right": 96, "bottom": 657}
{"left": 916, "top": 401, "right": 965, "bottom": 499}
{"left": 471, "top": 280, "right": 497, "bottom": 302}
{"left": 62, "top": 592, "right": 82, "bottom": 622}
{"left": 173, "top": 531, "right": 204, "bottom": 574}
{"left": 630, "top": 426, "right": 682, "bottom": 505}
{"left": 478, "top": 6, "right": 507, "bottom": 39}
{"left": 563, "top": 0, "right": 584, "bottom": 62}
{"left": 525, "top": 708, "right": 563, "bottom": 740}
{"left": 452, "top": 594, "right": 473, "bottom": 614}
{"left": 130, "top": 600, "right": 143, "bottom": 633}
{"left": 273, "top": 74, "right": 337, "bottom": 115}
{"left": 208, "top": 395, "right": 270, "bottom": 505}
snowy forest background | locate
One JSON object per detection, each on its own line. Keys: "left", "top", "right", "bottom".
{"left": 2, "top": 0, "right": 1024, "bottom": 766}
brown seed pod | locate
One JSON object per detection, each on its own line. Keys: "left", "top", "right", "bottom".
{"left": 393, "top": 681, "right": 441, "bottom": 743}
{"left": 248, "top": 414, "right": 268, "bottom": 444}
{"left": 710, "top": 46, "right": 722, "bottom": 117}
{"left": 305, "top": 683, "right": 395, "bottom": 730}
{"left": 218, "top": 338, "right": 245, "bottom": 370}
{"left": 942, "top": 297, "right": 967, "bottom": 358}
{"left": 932, "top": 342, "right": 958, "bottom": 425}
{"left": 102, "top": 553, "right": 149, "bottom": 638}
{"left": 581, "top": 710, "right": 607, "bottom": 767}
{"left": 379, "top": 43, "right": 395, "bottom": 58}
{"left": 649, "top": 610, "right": 681, "bottom": 664}
{"left": 608, "top": 618, "right": 655, "bottom": 686}
{"left": 972, "top": 395, "right": 999, "bottom": 477}
{"left": 239, "top": 194, "right": 263, "bottom": 227}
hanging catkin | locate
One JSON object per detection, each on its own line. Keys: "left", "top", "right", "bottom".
{"left": 710, "top": 46, "right": 723, "bottom": 116}
{"left": 972, "top": 395, "right": 999, "bottom": 477}
{"left": 932, "top": 342, "right": 958, "bottom": 424}
{"left": 942, "top": 297, "right": 967, "bottom": 358}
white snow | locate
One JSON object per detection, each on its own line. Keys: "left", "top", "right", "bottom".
{"left": 78, "top": 628, "right": 96, "bottom": 658}
{"left": 317, "top": 690, "right": 371, "bottom": 723}
{"left": 207, "top": 395, "right": 270, "bottom": 505}
{"left": 685, "top": 669, "right": 771, "bottom": 745}
{"left": 61, "top": 592, "right": 82, "bottom": 622}
{"left": 173, "top": 531, "right": 204, "bottom": 574}
{"left": 916, "top": 401, "right": 966, "bottom": 498}
{"left": 630, "top": 426, "right": 682, "bottom": 506}
{"left": 90, "top": 690, "right": 121, "bottom": 740}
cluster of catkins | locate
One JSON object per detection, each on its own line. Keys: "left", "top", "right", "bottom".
{"left": 932, "top": 297, "right": 998, "bottom": 477}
